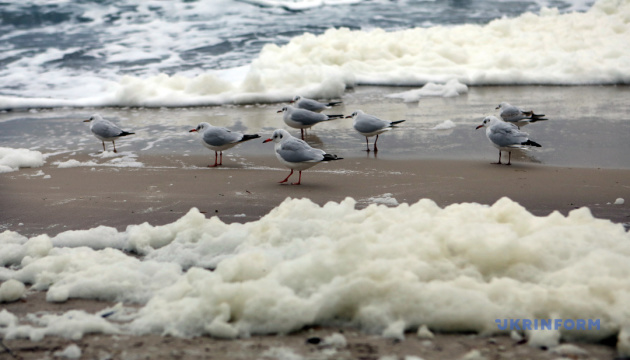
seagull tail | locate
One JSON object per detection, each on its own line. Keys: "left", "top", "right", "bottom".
{"left": 240, "top": 134, "right": 262, "bottom": 142}
{"left": 521, "top": 139, "right": 542, "bottom": 147}
{"left": 390, "top": 120, "right": 406, "bottom": 126}
{"left": 119, "top": 131, "right": 135, "bottom": 137}
{"left": 326, "top": 114, "right": 345, "bottom": 120}
{"left": 529, "top": 112, "right": 548, "bottom": 122}
{"left": 322, "top": 154, "right": 343, "bottom": 161}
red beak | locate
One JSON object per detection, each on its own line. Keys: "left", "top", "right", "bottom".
{"left": 263, "top": 138, "right": 272, "bottom": 143}
{"left": 345, "top": 116, "right": 353, "bottom": 118}
{"left": 189, "top": 129, "right": 197, "bottom": 132}
{"left": 475, "top": 125, "right": 483, "bottom": 130}
{"left": 277, "top": 110, "right": 283, "bottom": 113}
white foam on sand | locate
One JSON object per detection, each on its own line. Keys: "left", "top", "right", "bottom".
{"left": 0, "top": 147, "right": 45, "bottom": 173}
{"left": 387, "top": 80, "right": 469, "bottom": 102}
{"left": 431, "top": 120, "right": 457, "bottom": 131}
{"left": 0, "top": 197, "right": 629, "bottom": 351}
{"left": 0, "top": 0, "right": 628, "bottom": 109}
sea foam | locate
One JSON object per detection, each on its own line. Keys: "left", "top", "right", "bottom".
{"left": 1, "top": 196, "right": 629, "bottom": 352}
{"left": 0, "top": 0, "right": 628, "bottom": 109}
{"left": 0, "top": 147, "right": 45, "bottom": 173}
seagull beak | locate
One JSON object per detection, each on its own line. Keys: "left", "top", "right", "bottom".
{"left": 189, "top": 129, "right": 197, "bottom": 133}
{"left": 83, "top": 119, "right": 91, "bottom": 122}
{"left": 263, "top": 138, "right": 272, "bottom": 143}
{"left": 495, "top": 106, "right": 500, "bottom": 109}
{"left": 289, "top": 100, "right": 295, "bottom": 103}
{"left": 475, "top": 125, "right": 484, "bottom": 130}
{"left": 345, "top": 115, "right": 353, "bottom": 118}
{"left": 276, "top": 110, "right": 283, "bottom": 113}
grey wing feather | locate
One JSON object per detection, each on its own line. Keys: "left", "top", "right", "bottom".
{"left": 489, "top": 123, "right": 528, "bottom": 147}
{"left": 501, "top": 106, "right": 526, "bottom": 121}
{"left": 291, "top": 109, "right": 327, "bottom": 125}
{"left": 277, "top": 138, "right": 324, "bottom": 163}
{"left": 354, "top": 114, "right": 389, "bottom": 133}
{"left": 92, "top": 120, "right": 125, "bottom": 138}
{"left": 299, "top": 99, "right": 326, "bottom": 112}
{"left": 203, "top": 127, "right": 242, "bottom": 146}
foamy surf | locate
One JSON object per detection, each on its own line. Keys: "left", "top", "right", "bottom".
{"left": 0, "top": 0, "right": 628, "bottom": 109}
{"left": 1, "top": 197, "right": 629, "bottom": 353}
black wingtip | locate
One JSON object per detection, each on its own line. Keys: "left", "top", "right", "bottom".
{"left": 240, "top": 134, "right": 261, "bottom": 142}
{"left": 522, "top": 139, "right": 542, "bottom": 147}
{"left": 327, "top": 114, "right": 345, "bottom": 119}
{"left": 323, "top": 154, "right": 343, "bottom": 161}
{"left": 326, "top": 101, "right": 342, "bottom": 107}
{"left": 390, "top": 120, "right": 406, "bottom": 126}
{"left": 120, "top": 131, "right": 135, "bottom": 136}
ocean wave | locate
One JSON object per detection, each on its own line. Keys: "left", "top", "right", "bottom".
{"left": 0, "top": 0, "right": 627, "bottom": 109}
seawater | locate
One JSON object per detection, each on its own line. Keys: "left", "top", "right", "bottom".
{"left": 4, "top": 0, "right": 627, "bottom": 109}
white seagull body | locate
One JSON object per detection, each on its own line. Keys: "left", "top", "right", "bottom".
{"left": 290, "top": 95, "right": 342, "bottom": 113}
{"left": 83, "top": 114, "right": 135, "bottom": 153}
{"left": 496, "top": 102, "right": 547, "bottom": 128}
{"left": 263, "top": 129, "right": 342, "bottom": 185}
{"left": 189, "top": 122, "right": 260, "bottom": 167}
{"left": 278, "top": 105, "right": 344, "bottom": 139}
{"left": 347, "top": 110, "right": 405, "bottom": 152}
{"left": 476, "top": 115, "right": 541, "bottom": 165}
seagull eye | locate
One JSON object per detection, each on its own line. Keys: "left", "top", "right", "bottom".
{"left": 279, "top": 134, "right": 283, "bottom": 138}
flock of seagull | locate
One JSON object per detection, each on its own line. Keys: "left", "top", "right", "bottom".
{"left": 83, "top": 96, "right": 547, "bottom": 185}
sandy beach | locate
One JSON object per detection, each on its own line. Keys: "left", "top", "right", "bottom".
{"left": 1, "top": 85, "right": 630, "bottom": 359}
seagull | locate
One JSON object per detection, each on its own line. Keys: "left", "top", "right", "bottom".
{"left": 476, "top": 115, "right": 541, "bottom": 165}
{"left": 496, "top": 102, "right": 547, "bottom": 128}
{"left": 278, "top": 105, "right": 344, "bottom": 140}
{"left": 83, "top": 114, "right": 135, "bottom": 153}
{"left": 346, "top": 110, "right": 405, "bottom": 152}
{"left": 189, "top": 122, "right": 260, "bottom": 167}
{"left": 290, "top": 95, "right": 342, "bottom": 113}
{"left": 262, "top": 129, "right": 342, "bottom": 185}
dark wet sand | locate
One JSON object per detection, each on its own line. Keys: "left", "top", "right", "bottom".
{"left": 1, "top": 154, "right": 628, "bottom": 237}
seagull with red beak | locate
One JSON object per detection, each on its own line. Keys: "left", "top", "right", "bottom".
{"left": 263, "top": 129, "right": 342, "bottom": 185}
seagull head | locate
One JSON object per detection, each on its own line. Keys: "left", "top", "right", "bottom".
{"left": 496, "top": 102, "right": 509, "bottom": 110}
{"left": 277, "top": 106, "right": 292, "bottom": 114}
{"left": 346, "top": 110, "right": 363, "bottom": 119}
{"left": 290, "top": 95, "right": 301, "bottom": 103}
{"left": 83, "top": 114, "right": 103, "bottom": 123}
{"left": 476, "top": 116, "right": 499, "bottom": 130}
{"left": 263, "top": 129, "right": 291, "bottom": 144}
{"left": 189, "top": 122, "right": 210, "bottom": 133}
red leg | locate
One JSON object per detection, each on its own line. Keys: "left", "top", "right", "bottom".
{"left": 219, "top": 151, "right": 223, "bottom": 166}
{"left": 279, "top": 169, "right": 293, "bottom": 183}
{"left": 300, "top": 129, "right": 305, "bottom": 140}
{"left": 365, "top": 137, "right": 370, "bottom": 152}
{"left": 506, "top": 151, "right": 512, "bottom": 166}
{"left": 374, "top": 134, "right": 379, "bottom": 152}
{"left": 208, "top": 152, "right": 219, "bottom": 167}
{"left": 113, "top": 141, "right": 117, "bottom": 153}
{"left": 292, "top": 171, "right": 302, "bottom": 185}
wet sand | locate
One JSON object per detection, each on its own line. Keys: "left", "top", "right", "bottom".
{"left": 1, "top": 154, "right": 629, "bottom": 237}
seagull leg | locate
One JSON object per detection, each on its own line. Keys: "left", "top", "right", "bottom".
{"left": 292, "top": 171, "right": 302, "bottom": 185}
{"left": 300, "top": 129, "right": 305, "bottom": 140}
{"left": 279, "top": 170, "right": 294, "bottom": 184}
{"left": 493, "top": 150, "right": 502, "bottom": 165}
{"left": 365, "top": 137, "right": 370, "bottom": 152}
{"left": 208, "top": 152, "right": 219, "bottom": 167}
{"left": 219, "top": 151, "right": 223, "bottom": 166}
{"left": 374, "top": 134, "right": 379, "bottom": 152}
{"left": 102, "top": 141, "right": 106, "bottom": 152}
{"left": 506, "top": 151, "right": 512, "bottom": 166}
{"left": 113, "top": 141, "right": 117, "bottom": 153}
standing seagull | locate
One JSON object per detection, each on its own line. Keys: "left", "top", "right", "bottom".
{"left": 346, "top": 110, "right": 405, "bottom": 152}
{"left": 290, "top": 95, "right": 342, "bottom": 113}
{"left": 476, "top": 116, "right": 541, "bottom": 165}
{"left": 189, "top": 122, "right": 260, "bottom": 167}
{"left": 496, "top": 102, "right": 547, "bottom": 128}
{"left": 263, "top": 129, "right": 342, "bottom": 185}
{"left": 83, "top": 114, "right": 135, "bottom": 153}
{"left": 278, "top": 105, "right": 344, "bottom": 140}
